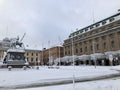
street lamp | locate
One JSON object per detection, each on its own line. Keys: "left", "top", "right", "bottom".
{"left": 58, "top": 36, "right": 63, "bottom": 67}
{"left": 109, "top": 54, "right": 113, "bottom": 66}
{"left": 92, "top": 41, "right": 96, "bottom": 68}
{"left": 71, "top": 32, "right": 75, "bottom": 90}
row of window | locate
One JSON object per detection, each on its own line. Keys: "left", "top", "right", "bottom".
{"left": 65, "top": 40, "right": 115, "bottom": 55}
{"left": 27, "top": 57, "right": 38, "bottom": 62}
{"left": 66, "top": 32, "right": 116, "bottom": 46}
{"left": 69, "top": 17, "right": 115, "bottom": 38}
{"left": 26, "top": 52, "right": 38, "bottom": 56}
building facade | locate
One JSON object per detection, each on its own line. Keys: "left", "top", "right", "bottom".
{"left": 25, "top": 49, "right": 41, "bottom": 65}
{"left": 40, "top": 46, "right": 64, "bottom": 65}
{"left": 64, "top": 12, "right": 120, "bottom": 56}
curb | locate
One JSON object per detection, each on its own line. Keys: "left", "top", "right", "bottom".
{"left": 4, "top": 72, "right": 120, "bottom": 89}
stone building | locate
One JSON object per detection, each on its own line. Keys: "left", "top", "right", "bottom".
{"left": 40, "top": 46, "right": 64, "bottom": 65}
{"left": 25, "top": 49, "right": 41, "bottom": 66}
{"left": 63, "top": 12, "right": 120, "bottom": 65}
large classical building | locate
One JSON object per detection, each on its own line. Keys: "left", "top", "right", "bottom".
{"left": 64, "top": 12, "right": 120, "bottom": 57}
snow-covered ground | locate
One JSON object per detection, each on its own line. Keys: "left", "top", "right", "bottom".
{"left": 18, "top": 77, "right": 120, "bottom": 90}
{"left": 0, "top": 66, "right": 120, "bottom": 89}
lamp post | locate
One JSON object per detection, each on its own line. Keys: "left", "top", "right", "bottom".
{"left": 92, "top": 41, "right": 96, "bottom": 68}
{"left": 58, "top": 46, "right": 61, "bottom": 66}
{"left": 48, "top": 41, "right": 51, "bottom": 66}
{"left": 109, "top": 54, "right": 113, "bottom": 66}
{"left": 41, "top": 51, "right": 43, "bottom": 66}
{"left": 71, "top": 33, "right": 75, "bottom": 90}
{"left": 58, "top": 38, "right": 61, "bottom": 66}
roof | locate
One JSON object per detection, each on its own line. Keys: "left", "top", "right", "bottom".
{"left": 7, "top": 48, "right": 25, "bottom": 53}
{"left": 69, "top": 12, "right": 120, "bottom": 38}
{"left": 25, "top": 46, "right": 41, "bottom": 51}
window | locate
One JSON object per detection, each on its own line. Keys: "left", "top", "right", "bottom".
{"left": 102, "top": 21, "right": 106, "bottom": 25}
{"left": 117, "top": 31, "right": 120, "bottom": 35}
{"left": 91, "top": 45, "right": 93, "bottom": 51}
{"left": 80, "top": 48, "right": 82, "bottom": 52}
{"left": 111, "top": 41, "right": 115, "bottom": 48}
{"left": 80, "top": 30, "right": 84, "bottom": 33}
{"left": 103, "top": 42, "right": 106, "bottom": 49}
{"left": 96, "top": 44, "right": 99, "bottom": 50}
{"left": 76, "top": 31, "right": 79, "bottom": 35}
{"left": 101, "top": 36, "right": 106, "bottom": 40}
{"left": 85, "top": 28, "right": 88, "bottom": 32}
{"left": 90, "top": 26, "right": 94, "bottom": 29}
{"left": 65, "top": 51, "right": 67, "bottom": 55}
{"left": 109, "top": 18, "right": 114, "bottom": 22}
{"left": 95, "top": 23, "right": 100, "bottom": 27}
{"left": 85, "top": 47, "right": 87, "bottom": 52}
{"left": 31, "top": 53, "right": 34, "bottom": 56}
{"left": 68, "top": 50, "right": 70, "bottom": 54}
{"left": 89, "top": 39, "right": 92, "bottom": 43}
{"left": 69, "top": 35, "right": 72, "bottom": 38}
{"left": 84, "top": 41, "right": 87, "bottom": 44}
{"left": 95, "top": 38, "right": 99, "bottom": 42}
{"left": 109, "top": 33, "right": 114, "bottom": 38}
{"left": 76, "top": 49, "right": 78, "bottom": 53}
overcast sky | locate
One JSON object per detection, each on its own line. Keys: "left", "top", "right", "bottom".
{"left": 0, "top": 0, "right": 120, "bottom": 49}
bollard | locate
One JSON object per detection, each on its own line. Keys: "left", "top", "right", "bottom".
{"left": 36, "top": 66, "right": 39, "bottom": 70}
{"left": 23, "top": 66, "right": 27, "bottom": 70}
{"left": 8, "top": 66, "right": 12, "bottom": 71}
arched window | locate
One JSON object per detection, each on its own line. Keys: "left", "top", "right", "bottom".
{"left": 111, "top": 41, "right": 115, "bottom": 48}
{"left": 103, "top": 42, "right": 106, "bottom": 49}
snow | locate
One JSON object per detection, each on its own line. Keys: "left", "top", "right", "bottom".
{"left": 18, "top": 77, "right": 120, "bottom": 90}
{"left": 0, "top": 66, "right": 119, "bottom": 88}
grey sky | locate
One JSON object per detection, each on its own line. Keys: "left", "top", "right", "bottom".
{"left": 0, "top": 0, "right": 120, "bottom": 49}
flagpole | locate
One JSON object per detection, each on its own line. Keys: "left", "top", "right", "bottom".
{"left": 42, "top": 43, "right": 44, "bottom": 66}
{"left": 58, "top": 36, "right": 62, "bottom": 66}
{"left": 59, "top": 46, "right": 60, "bottom": 66}
{"left": 92, "top": 41, "right": 96, "bottom": 68}
{"left": 71, "top": 31, "right": 75, "bottom": 90}
{"left": 48, "top": 41, "right": 50, "bottom": 66}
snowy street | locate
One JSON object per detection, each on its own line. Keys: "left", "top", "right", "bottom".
{"left": 18, "top": 76, "right": 120, "bottom": 90}
{"left": 0, "top": 66, "right": 120, "bottom": 89}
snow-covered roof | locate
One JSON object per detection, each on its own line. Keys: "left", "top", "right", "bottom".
{"left": 78, "top": 55, "right": 91, "bottom": 61}
{"left": 7, "top": 48, "right": 25, "bottom": 53}
{"left": 90, "top": 53, "right": 105, "bottom": 60}
{"left": 58, "top": 55, "right": 79, "bottom": 62}
{"left": 25, "top": 46, "right": 41, "bottom": 51}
